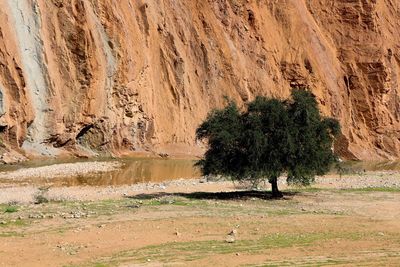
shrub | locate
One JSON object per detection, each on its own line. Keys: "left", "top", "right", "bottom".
{"left": 34, "top": 187, "right": 50, "bottom": 204}
{"left": 4, "top": 206, "right": 18, "bottom": 213}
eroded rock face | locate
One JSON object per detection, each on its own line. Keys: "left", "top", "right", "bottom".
{"left": 0, "top": 0, "right": 398, "bottom": 161}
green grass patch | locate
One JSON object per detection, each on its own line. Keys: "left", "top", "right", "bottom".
{"left": 8, "top": 220, "right": 27, "bottom": 227}
{"left": 252, "top": 257, "right": 351, "bottom": 267}
{"left": 339, "top": 187, "right": 400, "bottom": 193}
{"left": 90, "top": 231, "right": 364, "bottom": 266}
{"left": 286, "top": 187, "right": 325, "bottom": 193}
{"left": 0, "top": 219, "right": 29, "bottom": 229}
{"left": 145, "top": 199, "right": 189, "bottom": 206}
{"left": 4, "top": 206, "right": 18, "bottom": 213}
{"left": 58, "top": 199, "right": 135, "bottom": 217}
{"left": 0, "top": 231, "right": 25, "bottom": 237}
{"left": 287, "top": 187, "right": 400, "bottom": 194}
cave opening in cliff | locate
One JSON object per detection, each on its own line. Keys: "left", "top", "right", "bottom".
{"left": 0, "top": 124, "right": 7, "bottom": 135}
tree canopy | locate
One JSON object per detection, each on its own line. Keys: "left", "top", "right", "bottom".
{"left": 196, "top": 88, "right": 340, "bottom": 197}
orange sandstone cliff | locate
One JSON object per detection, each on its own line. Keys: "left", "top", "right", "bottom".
{"left": 0, "top": 0, "right": 398, "bottom": 162}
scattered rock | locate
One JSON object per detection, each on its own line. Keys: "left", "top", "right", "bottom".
{"left": 225, "top": 235, "right": 236, "bottom": 243}
{"left": 228, "top": 229, "right": 238, "bottom": 236}
{"left": 0, "top": 151, "right": 27, "bottom": 165}
{"left": 174, "top": 231, "right": 181, "bottom": 237}
{"left": 226, "top": 229, "right": 237, "bottom": 243}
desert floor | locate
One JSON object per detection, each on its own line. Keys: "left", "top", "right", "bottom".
{"left": 0, "top": 164, "right": 399, "bottom": 266}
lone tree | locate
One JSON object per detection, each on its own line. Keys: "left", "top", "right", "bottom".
{"left": 196, "top": 88, "right": 340, "bottom": 197}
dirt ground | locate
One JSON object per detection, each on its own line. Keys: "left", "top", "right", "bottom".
{"left": 1, "top": 172, "right": 400, "bottom": 266}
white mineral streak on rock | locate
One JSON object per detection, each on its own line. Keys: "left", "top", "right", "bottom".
{"left": 7, "top": 0, "right": 57, "bottom": 156}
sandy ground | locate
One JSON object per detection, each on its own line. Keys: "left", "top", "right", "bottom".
{"left": 0, "top": 163, "right": 400, "bottom": 266}
{"left": 0, "top": 180, "right": 400, "bottom": 267}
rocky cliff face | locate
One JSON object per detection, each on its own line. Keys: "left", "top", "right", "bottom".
{"left": 0, "top": 0, "right": 398, "bottom": 162}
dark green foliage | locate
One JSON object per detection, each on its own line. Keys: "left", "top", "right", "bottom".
{"left": 196, "top": 101, "right": 244, "bottom": 179}
{"left": 285, "top": 89, "right": 340, "bottom": 186}
{"left": 196, "top": 88, "right": 340, "bottom": 197}
{"left": 4, "top": 206, "right": 18, "bottom": 213}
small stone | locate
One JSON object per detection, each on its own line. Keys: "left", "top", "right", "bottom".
{"left": 174, "top": 231, "right": 181, "bottom": 237}
{"left": 225, "top": 235, "right": 236, "bottom": 243}
{"left": 228, "top": 229, "right": 238, "bottom": 236}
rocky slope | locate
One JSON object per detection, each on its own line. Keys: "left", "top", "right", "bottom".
{"left": 0, "top": 0, "right": 398, "bottom": 162}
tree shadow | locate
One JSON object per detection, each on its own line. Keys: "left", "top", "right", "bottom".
{"left": 127, "top": 190, "right": 298, "bottom": 201}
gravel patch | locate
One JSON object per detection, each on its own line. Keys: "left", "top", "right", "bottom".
{"left": 271, "top": 172, "right": 400, "bottom": 190}
{"left": 314, "top": 172, "right": 400, "bottom": 189}
{"left": 0, "top": 161, "right": 122, "bottom": 180}
{"left": 0, "top": 169, "right": 399, "bottom": 204}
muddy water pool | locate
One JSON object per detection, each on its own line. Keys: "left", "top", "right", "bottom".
{"left": 0, "top": 157, "right": 399, "bottom": 188}
{"left": 0, "top": 157, "right": 201, "bottom": 187}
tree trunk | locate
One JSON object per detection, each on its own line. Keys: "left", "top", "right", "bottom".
{"left": 270, "top": 176, "right": 283, "bottom": 198}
